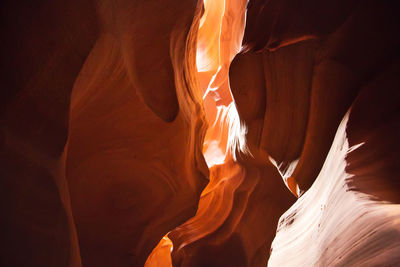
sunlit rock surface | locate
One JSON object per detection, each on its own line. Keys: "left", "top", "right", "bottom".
{"left": 231, "top": 0, "right": 400, "bottom": 265}
{"left": 1, "top": 0, "right": 400, "bottom": 266}
{"left": 145, "top": 237, "right": 173, "bottom": 267}
{"left": 167, "top": 0, "right": 295, "bottom": 266}
{"left": 269, "top": 113, "right": 400, "bottom": 266}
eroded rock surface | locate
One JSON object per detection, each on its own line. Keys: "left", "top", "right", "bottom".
{"left": 229, "top": 0, "right": 400, "bottom": 265}
{"left": 2, "top": 0, "right": 400, "bottom": 266}
{"left": 1, "top": 0, "right": 208, "bottom": 266}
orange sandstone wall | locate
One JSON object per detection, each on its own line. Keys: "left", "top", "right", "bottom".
{"left": 230, "top": 0, "right": 400, "bottom": 265}
{"left": 2, "top": 0, "right": 400, "bottom": 266}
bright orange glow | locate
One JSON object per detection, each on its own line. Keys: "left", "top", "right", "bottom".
{"left": 169, "top": 0, "right": 250, "bottom": 260}
{"left": 144, "top": 236, "right": 173, "bottom": 267}
{"left": 200, "top": 0, "right": 249, "bottom": 167}
{"left": 146, "top": 0, "right": 248, "bottom": 265}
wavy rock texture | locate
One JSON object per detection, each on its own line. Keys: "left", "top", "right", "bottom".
{"left": 240, "top": 0, "right": 400, "bottom": 196}
{"left": 2, "top": 0, "right": 400, "bottom": 266}
{"left": 1, "top": 0, "right": 208, "bottom": 266}
{"left": 145, "top": 237, "right": 173, "bottom": 267}
{"left": 66, "top": 1, "right": 210, "bottom": 266}
{"left": 229, "top": 0, "right": 400, "bottom": 265}
{"left": 167, "top": 0, "right": 295, "bottom": 266}
{"left": 169, "top": 159, "right": 294, "bottom": 267}
{"left": 269, "top": 113, "right": 400, "bottom": 266}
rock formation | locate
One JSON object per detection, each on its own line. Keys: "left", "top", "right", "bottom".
{"left": 167, "top": 1, "right": 295, "bottom": 266}
{"left": 1, "top": 0, "right": 400, "bottom": 266}
{"left": 1, "top": 0, "right": 208, "bottom": 266}
{"left": 230, "top": 0, "right": 400, "bottom": 265}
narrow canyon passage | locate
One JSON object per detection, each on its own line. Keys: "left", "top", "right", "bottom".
{"left": 1, "top": 0, "right": 400, "bottom": 266}
{"left": 147, "top": 0, "right": 294, "bottom": 265}
{"left": 168, "top": 1, "right": 296, "bottom": 266}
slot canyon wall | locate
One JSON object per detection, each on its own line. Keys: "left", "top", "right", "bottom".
{"left": 229, "top": 0, "right": 400, "bottom": 265}
{"left": 1, "top": 0, "right": 208, "bottom": 266}
{"left": 1, "top": 1, "right": 400, "bottom": 267}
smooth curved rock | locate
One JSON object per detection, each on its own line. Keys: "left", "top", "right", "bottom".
{"left": 168, "top": 1, "right": 295, "bottom": 266}
{"left": 66, "top": 1, "right": 209, "bottom": 266}
{"left": 0, "top": 1, "right": 98, "bottom": 265}
{"left": 269, "top": 113, "right": 400, "bottom": 266}
{"left": 2, "top": 0, "right": 400, "bottom": 266}
{"left": 231, "top": 0, "right": 400, "bottom": 265}
{"left": 1, "top": 0, "right": 209, "bottom": 266}
{"left": 237, "top": 0, "right": 400, "bottom": 195}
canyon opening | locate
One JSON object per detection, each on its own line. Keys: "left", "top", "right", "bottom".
{"left": 1, "top": 0, "right": 400, "bottom": 266}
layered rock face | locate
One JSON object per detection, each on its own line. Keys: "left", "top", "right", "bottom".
{"left": 1, "top": 0, "right": 208, "bottom": 266}
{"left": 167, "top": 1, "right": 295, "bottom": 266}
{"left": 65, "top": 1, "right": 209, "bottom": 266}
{"left": 2, "top": 0, "right": 400, "bottom": 266}
{"left": 229, "top": 0, "right": 400, "bottom": 265}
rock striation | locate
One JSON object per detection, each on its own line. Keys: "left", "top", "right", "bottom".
{"left": 1, "top": 0, "right": 400, "bottom": 266}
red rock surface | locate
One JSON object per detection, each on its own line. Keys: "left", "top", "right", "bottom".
{"left": 1, "top": 1, "right": 208, "bottom": 266}
{"left": 231, "top": 0, "right": 400, "bottom": 265}
{"left": 166, "top": 1, "right": 295, "bottom": 266}
{"left": 1, "top": 0, "right": 400, "bottom": 266}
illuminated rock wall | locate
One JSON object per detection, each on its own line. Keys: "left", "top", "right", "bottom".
{"left": 230, "top": 0, "right": 400, "bottom": 265}
{"left": 168, "top": 1, "right": 295, "bottom": 266}
{"left": 1, "top": 0, "right": 400, "bottom": 266}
